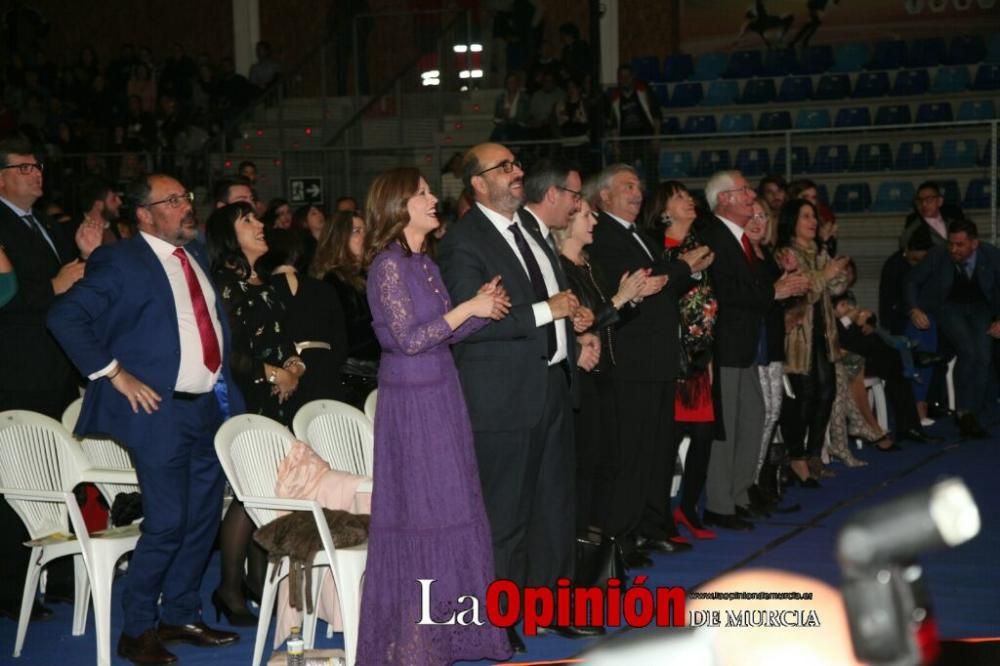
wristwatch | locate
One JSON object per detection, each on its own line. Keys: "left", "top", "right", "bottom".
{"left": 267, "top": 368, "right": 278, "bottom": 384}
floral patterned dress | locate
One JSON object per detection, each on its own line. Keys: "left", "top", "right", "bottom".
{"left": 214, "top": 269, "right": 298, "bottom": 425}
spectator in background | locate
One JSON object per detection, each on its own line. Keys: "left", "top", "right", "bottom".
{"left": 491, "top": 72, "right": 530, "bottom": 142}
{"left": 262, "top": 197, "right": 292, "bottom": 230}
{"left": 160, "top": 42, "right": 196, "bottom": 104}
{"left": 76, "top": 177, "right": 123, "bottom": 244}
{"left": 248, "top": 41, "right": 281, "bottom": 91}
{"left": 526, "top": 39, "right": 561, "bottom": 93}
{"left": 237, "top": 160, "right": 257, "bottom": 185}
{"left": 126, "top": 62, "right": 157, "bottom": 114}
{"left": 757, "top": 175, "right": 787, "bottom": 213}
{"left": 525, "top": 71, "right": 563, "bottom": 141}
{"left": 439, "top": 151, "right": 465, "bottom": 219}
{"left": 213, "top": 176, "right": 254, "bottom": 208}
{"left": 607, "top": 64, "right": 660, "bottom": 186}
{"left": 292, "top": 203, "right": 326, "bottom": 272}
{"left": 116, "top": 94, "right": 155, "bottom": 152}
{"left": 558, "top": 22, "right": 591, "bottom": 85}
{"left": 335, "top": 195, "right": 359, "bottom": 212}
{"left": 900, "top": 180, "right": 963, "bottom": 251}
{"left": 788, "top": 178, "right": 836, "bottom": 256}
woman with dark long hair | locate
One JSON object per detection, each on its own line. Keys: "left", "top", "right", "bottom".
{"left": 205, "top": 202, "right": 306, "bottom": 625}
{"left": 356, "top": 167, "right": 512, "bottom": 664}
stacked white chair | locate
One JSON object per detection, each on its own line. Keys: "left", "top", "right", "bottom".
{"left": 362, "top": 389, "right": 377, "bottom": 425}
{"left": 292, "top": 400, "right": 374, "bottom": 477}
{"left": 0, "top": 410, "right": 139, "bottom": 666}
{"left": 214, "top": 414, "right": 367, "bottom": 666}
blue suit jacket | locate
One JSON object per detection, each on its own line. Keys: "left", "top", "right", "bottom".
{"left": 47, "top": 234, "right": 245, "bottom": 449}
{"left": 905, "top": 241, "right": 1000, "bottom": 319}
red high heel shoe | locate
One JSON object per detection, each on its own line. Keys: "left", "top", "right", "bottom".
{"left": 674, "top": 508, "right": 717, "bottom": 540}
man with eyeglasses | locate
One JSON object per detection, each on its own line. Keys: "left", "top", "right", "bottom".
{"left": 0, "top": 137, "right": 104, "bottom": 621}
{"left": 900, "top": 180, "right": 964, "bottom": 252}
{"left": 49, "top": 173, "right": 246, "bottom": 664}
{"left": 438, "top": 143, "right": 585, "bottom": 652}
{"left": 700, "top": 170, "right": 809, "bottom": 532}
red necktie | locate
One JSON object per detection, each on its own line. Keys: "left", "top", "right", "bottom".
{"left": 740, "top": 233, "right": 755, "bottom": 266}
{"left": 173, "top": 248, "right": 222, "bottom": 373}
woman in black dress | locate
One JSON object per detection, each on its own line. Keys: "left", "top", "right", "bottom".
{"left": 206, "top": 202, "right": 306, "bottom": 624}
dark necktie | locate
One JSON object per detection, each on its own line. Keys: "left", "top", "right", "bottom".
{"left": 628, "top": 224, "right": 654, "bottom": 260}
{"left": 173, "top": 248, "right": 222, "bottom": 372}
{"left": 740, "top": 233, "right": 755, "bottom": 265}
{"left": 508, "top": 222, "right": 557, "bottom": 360}
{"left": 22, "top": 214, "right": 59, "bottom": 260}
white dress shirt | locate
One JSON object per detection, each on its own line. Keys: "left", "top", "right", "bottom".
{"left": 90, "top": 232, "right": 223, "bottom": 393}
{"left": 477, "top": 203, "right": 568, "bottom": 364}
{"left": 605, "top": 210, "right": 654, "bottom": 260}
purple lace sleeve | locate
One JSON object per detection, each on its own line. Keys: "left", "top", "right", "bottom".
{"left": 371, "top": 253, "right": 453, "bottom": 355}
{"left": 450, "top": 314, "right": 489, "bottom": 342}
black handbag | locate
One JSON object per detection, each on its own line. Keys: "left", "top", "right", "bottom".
{"left": 575, "top": 528, "right": 627, "bottom": 588}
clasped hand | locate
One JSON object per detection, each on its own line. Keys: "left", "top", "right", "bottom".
{"left": 472, "top": 276, "right": 512, "bottom": 320}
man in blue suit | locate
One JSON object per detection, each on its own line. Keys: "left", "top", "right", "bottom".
{"left": 48, "top": 174, "right": 246, "bottom": 665}
{"left": 906, "top": 218, "right": 1000, "bottom": 439}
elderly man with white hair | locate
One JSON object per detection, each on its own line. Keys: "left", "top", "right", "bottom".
{"left": 698, "top": 171, "right": 809, "bottom": 531}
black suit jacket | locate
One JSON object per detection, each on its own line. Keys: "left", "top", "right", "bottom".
{"left": 438, "top": 204, "right": 577, "bottom": 432}
{"left": 586, "top": 210, "right": 691, "bottom": 381}
{"left": 698, "top": 215, "right": 775, "bottom": 368}
{"left": 0, "top": 201, "right": 79, "bottom": 393}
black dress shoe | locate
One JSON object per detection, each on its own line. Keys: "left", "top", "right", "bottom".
{"left": 157, "top": 621, "right": 238, "bottom": 647}
{"left": 507, "top": 627, "right": 526, "bottom": 653}
{"left": 958, "top": 413, "right": 990, "bottom": 439}
{"left": 537, "top": 623, "right": 606, "bottom": 638}
{"left": 899, "top": 428, "right": 932, "bottom": 443}
{"left": 623, "top": 550, "right": 654, "bottom": 569}
{"left": 0, "top": 599, "right": 53, "bottom": 622}
{"left": 118, "top": 629, "right": 178, "bottom": 664}
{"left": 702, "top": 510, "right": 754, "bottom": 531}
{"left": 736, "top": 504, "right": 769, "bottom": 520}
{"left": 635, "top": 535, "right": 693, "bottom": 553}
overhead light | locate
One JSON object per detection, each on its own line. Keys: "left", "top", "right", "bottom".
{"left": 459, "top": 70, "right": 471, "bottom": 79}
{"left": 471, "top": 69, "right": 484, "bottom": 78}
{"left": 470, "top": 43, "right": 483, "bottom": 52}
{"left": 453, "top": 44, "right": 468, "bottom": 53}
{"left": 421, "top": 69, "right": 440, "bottom": 79}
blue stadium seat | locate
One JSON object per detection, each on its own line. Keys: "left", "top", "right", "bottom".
{"left": 853, "top": 143, "right": 893, "bottom": 171}
{"left": 946, "top": 35, "right": 986, "bottom": 65}
{"left": 830, "top": 42, "right": 870, "bottom": 72}
{"left": 663, "top": 53, "right": 694, "bottom": 82}
{"left": 871, "top": 181, "right": 916, "bottom": 213}
{"left": 758, "top": 110, "right": 791, "bottom": 131}
{"left": 777, "top": 76, "right": 814, "bottom": 102}
{"left": 773, "top": 146, "right": 810, "bottom": 176}
{"left": 891, "top": 69, "right": 929, "bottom": 96}
{"left": 930, "top": 66, "right": 970, "bottom": 93}
{"left": 833, "top": 183, "right": 872, "bottom": 212}
{"left": 652, "top": 83, "right": 670, "bottom": 108}
{"left": 719, "top": 112, "right": 754, "bottom": 133}
{"left": 631, "top": 56, "right": 662, "bottom": 84}
{"left": 915, "top": 101, "right": 954, "bottom": 124}
{"left": 816, "top": 184, "right": 830, "bottom": 207}
{"left": 937, "top": 179, "right": 961, "bottom": 206}
{"left": 957, "top": 99, "right": 996, "bottom": 121}
{"left": 734, "top": 148, "right": 771, "bottom": 177}
{"left": 988, "top": 33, "right": 1000, "bottom": 63}
{"left": 896, "top": 141, "right": 936, "bottom": 171}
{"left": 905, "top": 37, "right": 946, "bottom": 68}
{"left": 725, "top": 50, "right": 763, "bottom": 78}
{"left": 811, "top": 144, "right": 850, "bottom": 173}
{"left": 670, "top": 82, "right": 704, "bottom": 107}
{"left": 852, "top": 71, "right": 890, "bottom": 98}
{"left": 797, "top": 45, "right": 833, "bottom": 74}
{"left": 795, "top": 109, "right": 831, "bottom": 129}
{"left": 972, "top": 63, "right": 1000, "bottom": 90}
{"left": 868, "top": 40, "right": 907, "bottom": 70}
{"left": 692, "top": 52, "right": 729, "bottom": 81}
{"left": 693, "top": 149, "right": 732, "bottom": 177}
{"left": 815, "top": 73, "right": 851, "bottom": 100}
{"left": 661, "top": 115, "right": 681, "bottom": 134}
{"left": 762, "top": 48, "right": 798, "bottom": 76}
{"left": 683, "top": 114, "right": 718, "bottom": 134}
{"left": 659, "top": 149, "right": 694, "bottom": 178}
{"left": 937, "top": 139, "right": 979, "bottom": 169}
{"left": 741, "top": 78, "right": 776, "bottom": 104}
{"left": 703, "top": 80, "right": 740, "bottom": 105}
{"left": 875, "top": 104, "right": 912, "bottom": 126}
{"left": 963, "top": 178, "right": 993, "bottom": 209}
{"left": 835, "top": 106, "right": 871, "bottom": 128}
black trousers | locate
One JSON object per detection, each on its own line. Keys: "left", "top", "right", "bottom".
{"left": 573, "top": 371, "right": 618, "bottom": 534}
{"left": 781, "top": 339, "right": 836, "bottom": 460}
{"left": 604, "top": 379, "right": 679, "bottom": 541}
{"left": 473, "top": 365, "right": 575, "bottom": 590}
{"left": 676, "top": 421, "right": 714, "bottom": 519}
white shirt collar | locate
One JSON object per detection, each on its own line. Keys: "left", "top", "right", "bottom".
{"left": 717, "top": 214, "right": 745, "bottom": 243}
{"left": 141, "top": 230, "right": 188, "bottom": 261}
{"left": 0, "top": 195, "right": 32, "bottom": 218}
{"left": 603, "top": 210, "right": 638, "bottom": 230}
{"left": 477, "top": 201, "right": 522, "bottom": 234}
{"left": 523, "top": 205, "right": 551, "bottom": 238}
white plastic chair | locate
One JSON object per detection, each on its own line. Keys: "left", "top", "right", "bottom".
{"left": 669, "top": 436, "right": 691, "bottom": 498}
{"left": 215, "top": 414, "right": 367, "bottom": 666}
{"left": 292, "top": 400, "right": 374, "bottom": 477}
{"left": 864, "top": 377, "right": 889, "bottom": 433}
{"left": 363, "top": 389, "right": 377, "bottom": 425}
{"left": 0, "top": 410, "right": 139, "bottom": 666}
{"left": 61, "top": 398, "right": 139, "bottom": 513}
{"left": 946, "top": 357, "right": 957, "bottom": 412}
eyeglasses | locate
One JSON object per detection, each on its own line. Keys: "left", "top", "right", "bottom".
{"left": 1, "top": 162, "right": 44, "bottom": 175}
{"left": 557, "top": 185, "right": 583, "bottom": 202}
{"left": 750, "top": 212, "right": 769, "bottom": 221}
{"left": 722, "top": 185, "right": 754, "bottom": 196}
{"left": 476, "top": 159, "right": 522, "bottom": 177}
{"left": 143, "top": 191, "right": 194, "bottom": 209}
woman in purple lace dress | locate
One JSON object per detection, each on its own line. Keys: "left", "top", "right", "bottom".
{"left": 356, "top": 167, "right": 513, "bottom": 665}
